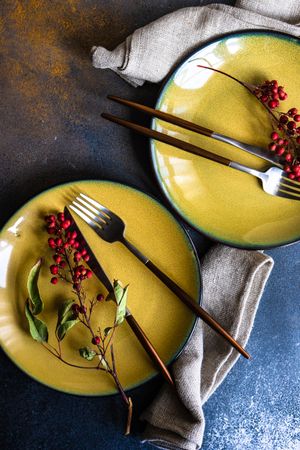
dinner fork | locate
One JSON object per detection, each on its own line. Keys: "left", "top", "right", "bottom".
{"left": 101, "top": 112, "right": 300, "bottom": 201}
{"left": 70, "top": 193, "right": 250, "bottom": 359}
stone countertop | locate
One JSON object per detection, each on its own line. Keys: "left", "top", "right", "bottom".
{"left": 0, "top": 1, "right": 299, "bottom": 449}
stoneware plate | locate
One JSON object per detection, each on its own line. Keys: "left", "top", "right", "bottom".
{"left": 151, "top": 31, "right": 300, "bottom": 249}
{"left": 0, "top": 180, "right": 201, "bottom": 395}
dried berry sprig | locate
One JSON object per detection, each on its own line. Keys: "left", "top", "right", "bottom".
{"left": 24, "top": 212, "right": 132, "bottom": 435}
{"left": 197, "top": 65, "right": 300, "bottom": 180}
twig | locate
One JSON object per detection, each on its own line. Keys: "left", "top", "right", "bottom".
{"left": 42, "top": 343, "right": 102, "bottom": 370}
{"left": 110, "top": 345, "right": 132, "bottom": 435}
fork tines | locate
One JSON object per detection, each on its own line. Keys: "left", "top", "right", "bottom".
{"left": 70, "top": 195, "right": 105, "bottom": 228}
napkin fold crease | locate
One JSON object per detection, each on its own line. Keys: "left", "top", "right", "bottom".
{"left": 90, "top": 1, "right": 299, "bottom": 448}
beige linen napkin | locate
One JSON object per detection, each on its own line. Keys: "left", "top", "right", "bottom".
{"left": 92, "top": 0, "right": 300, "bottom": 87}
{"left": 140, "top": 245, "right": 273, "bottom": 449}
{"left": 91, "top": 1, "right": 299, "bottom": 448}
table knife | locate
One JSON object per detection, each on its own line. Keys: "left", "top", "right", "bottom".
{"left": 64, "top": 207, "right": 174, "bottom": 387}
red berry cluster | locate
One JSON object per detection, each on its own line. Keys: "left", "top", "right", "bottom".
{"left": 196, "top": 67, "right": 300, "bottom": 177}
{"left": 253, "top": 80, "right": 300, "bottom": 177}
{"left": 45, "top": 211, "right": 106, "bottom": 337}
{"left": 266, "top": 106, "right": 300, "bottom": 179}
{"left": 45, "top": 212, "right": 92, "bottom": 285}
{"left": 254, "top": 80, "right": 287, "bottom": 109}
{"left": 73, "top": 264, "right": 93, "bottom": 287}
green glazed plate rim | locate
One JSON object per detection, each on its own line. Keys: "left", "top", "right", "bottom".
{"left": 0, "top": 179, "right": 202, "bottom": 396}
{"left": 150, "top": 30, "right": 300, "bottom": 250}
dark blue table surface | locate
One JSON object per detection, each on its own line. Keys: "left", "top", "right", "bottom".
{"left": 0, "top": 1, "right": 299, "bottom": 449}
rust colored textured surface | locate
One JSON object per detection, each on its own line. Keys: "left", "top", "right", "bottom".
{"left": 0, "top": 0, "right": 233, "bottom": 220}
{"left": 2, "top": 3, "right": 298, "bottom": 450}
{"left": 2, "top": 0, "right": 106, "bottom": 125}
{"left": 0, "top": 0, "right": 162, "bottom": 220}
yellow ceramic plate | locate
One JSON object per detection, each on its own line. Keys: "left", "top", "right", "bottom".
{"left": 0, "top": 180, "right": 201, "bottom": 395}
{"left": 151, "top": 31, "right": 300, "bottom": 249}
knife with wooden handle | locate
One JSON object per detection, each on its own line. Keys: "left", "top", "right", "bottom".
{"left": 64, "top": 206, "right": 174, "bottom": 387}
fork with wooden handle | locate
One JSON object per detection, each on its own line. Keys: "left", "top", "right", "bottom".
{"left": 70, "top": 194, "right": 251, "bottom": 359}
{"left": 101, "top": 106, "right": 300, "bottom": 201}
{"left": 107, "top": 95, "right": 284, "bottom": 168}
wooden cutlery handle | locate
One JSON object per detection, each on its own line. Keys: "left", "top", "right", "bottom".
{"left": 101, "top": 113, "right": 231, "bottom": 166}
{"left": 125, "top": 313, "right": 175, "bottom": 387}
{"left": 121, "top": 236, "right": 250, "bottom": 359}
{"left": 107, "top": 95, "right": 214, "bottom": 137}
{"left": 145, "top": 260, "right": 250, "bottom": 360}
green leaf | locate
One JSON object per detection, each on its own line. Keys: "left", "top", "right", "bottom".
{"left": 25, "top": 300, "right": 48, "bottom": 342}
{"left": 79, "top": 347, "right": 96, "bottom": 361}
{"left": 27, "top": 259, "right": 43, "bottom": 315}
{"left": 57, "top": 319, "right": 79, "bottom": 341}
{"left": 104, "top": 327, "right": 112, "bottom": 337}
{"left": 56, "top": 300, "right": 75, "bottom": 328}
{"left": 113, "top": 280, "right": 128, "bottom": 326}
{"left": 56, "top": 300, "right": 79, "bottom": 340}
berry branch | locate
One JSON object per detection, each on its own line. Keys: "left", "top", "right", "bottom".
{"left": 24, "top": 212, "right": 133, "bottom": 435}
{"left": 197, "top": 65, "right": 300, "bottom": 179}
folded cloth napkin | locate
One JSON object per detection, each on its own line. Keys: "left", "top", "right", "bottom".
{"left": 91, "top": 1, "right": 299, "bottom": 448}
{"left": 140, "top": 245, "right": 273, "bottom": 449}
{"left": 92, "top": 0, "right": 300, "bottom": 87}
